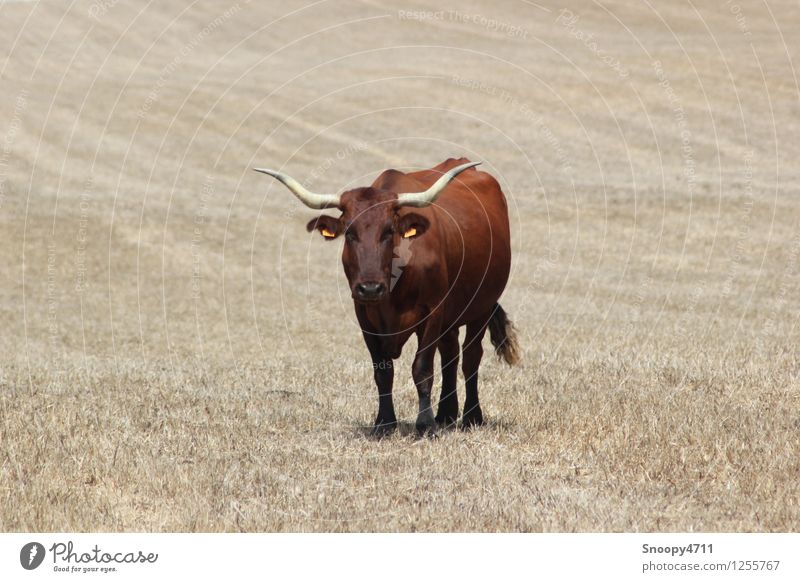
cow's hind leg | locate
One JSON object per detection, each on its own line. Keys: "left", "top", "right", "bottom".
{"left": 435, "top": 327, "right": 460, "bottom": 427}
{"left": 461, "top": 317, "right": 489, "bottom": 428}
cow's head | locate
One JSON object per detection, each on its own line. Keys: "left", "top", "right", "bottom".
{"left": 254, "top": 161, "right": 478, "bottom": 304}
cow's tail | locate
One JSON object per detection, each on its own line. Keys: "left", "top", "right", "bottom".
{"left": 488, "top": 303, "right": 520, "bottom": 366}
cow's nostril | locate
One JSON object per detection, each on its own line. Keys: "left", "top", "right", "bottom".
{"left": 356, "top": 282, "right": 386, "bottom": 300}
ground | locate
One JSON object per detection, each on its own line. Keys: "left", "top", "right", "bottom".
{"left": 0, "top": 0, "right": 798, "bottom": 531}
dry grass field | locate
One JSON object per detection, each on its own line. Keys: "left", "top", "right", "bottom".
{"left": 1, "top": 0, "right": 799, "bottom": 532}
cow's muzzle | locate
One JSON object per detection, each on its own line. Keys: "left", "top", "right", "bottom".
{"left": 354, "top": 281, "right": 387, "bottom": 303}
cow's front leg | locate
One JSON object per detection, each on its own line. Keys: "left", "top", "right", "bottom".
{"left": 412, "top": 317, "right": 443, "bottom": 436}
{"left": 363, "top": 331, "right": 396, "bottom": 436}
{"left": 412, "top": 349, "right": 436, "bottom": 436}
{"left": 372, "top": 355, "right": 396, "bottom": 436}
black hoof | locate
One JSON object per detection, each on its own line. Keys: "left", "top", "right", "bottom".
{"left": 461, "top": 407, "right": 484, "bottom": 429}
{"left": 371, "top": 420, "right": 397, "bottom": 438}
{"left": 416, "top": 422, "right": 438, "bottom": 438}
{"left": 415, "top": 410, "right": 437, "bottom": 437}
{"left": 435, "top": 411, "right": 458, "bottom": 429}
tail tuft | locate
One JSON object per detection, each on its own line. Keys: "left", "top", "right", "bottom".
{"left": 488, "top": 303, "right": 520, "bottom": 366}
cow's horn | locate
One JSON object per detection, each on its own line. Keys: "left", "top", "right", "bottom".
{"left": 395, "top": 161, "right": 481, "bottom": 208}
{"left": 254, "top": 168, "right": 341, "bottom": 209}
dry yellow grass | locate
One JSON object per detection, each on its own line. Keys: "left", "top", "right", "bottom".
{"left": 1, "top": 0, "right": 799, "bottom": 531}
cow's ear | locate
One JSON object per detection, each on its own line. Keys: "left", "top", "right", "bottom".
{"left": 397, "top": 212, "right": 430, "bottom": 239}
{"left": 306, "top": 215, "right": 342, "bottom": 239}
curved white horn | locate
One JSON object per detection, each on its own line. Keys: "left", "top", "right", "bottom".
{"left": 253, "top": 168, "right": 341, "bottom": 209}
{"left": 395, "top": 161, "right": 481, "bottom": 208}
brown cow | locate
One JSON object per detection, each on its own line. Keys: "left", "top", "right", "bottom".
{"left": 255, "top": 158, "right": 519, "bottom": 436}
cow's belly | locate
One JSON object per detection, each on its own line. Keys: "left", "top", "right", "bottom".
{"left": 443, "top": 238, "right": 511, "bottom": 328}
{"left": 437, "top": 196, "right": 511, "bottom": 327}
{"left": 445, "top": 267, "right": 509, "bottom": 327}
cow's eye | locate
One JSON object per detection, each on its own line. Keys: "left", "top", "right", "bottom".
{"left": 345, "top": 231, "right": 358, "bottom": 242}
{"left": 402, "top": 227, "right": 417, "bottom": 239}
